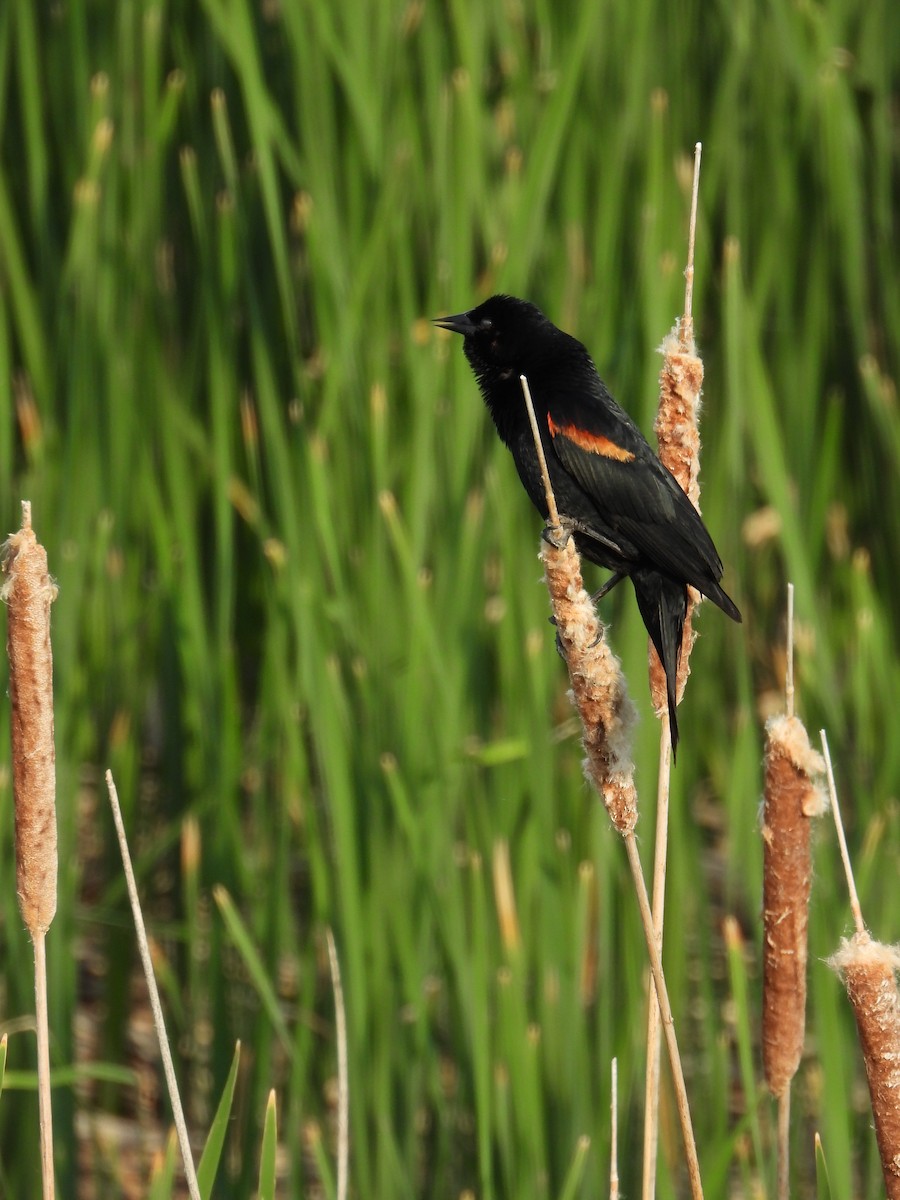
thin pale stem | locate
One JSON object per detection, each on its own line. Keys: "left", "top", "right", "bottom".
{"left": 519, "top": 374, "right": 561, "bottom": 527}
{"left": 786, "top": 583, "right": 795, "bottom": 719}
{"left": 610, "top": 1058, "right": 619, "bottom": 1200}
{"left": 326, "top": 929, "right": 349, "bottom": 1200}
{"left": 682, "top": 142, "right": 702, "bottom": 339}
{"left": 106, "top": 771, "right": 201, "bottom": 1200}
{"left": 624, "top": 833, "right": 704, "bottom": 1200}
{"left": 642, "top": 718, "right": 673, "bottom": 1200}
{"left": 820, "top": 731, "right": 865, "bottom": 933}
{"left": 34, "top": 932, "right": 54, "bottom": 1200}
{"left": 777, "top": 1088, "right": 791, "bottom": 1200}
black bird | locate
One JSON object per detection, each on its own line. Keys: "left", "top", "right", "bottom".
{"left": 434, "top": 294, "right": 741, "bottom": 757}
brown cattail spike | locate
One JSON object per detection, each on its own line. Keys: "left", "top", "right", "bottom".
{"left": 1, "top": 503, "right": 59, "bottom": 937}
{"left": 648, "top": 329, "right": 705, "bottom": 725}
{"left": 829, "top": 933, "right": 900, "bottom": 1197}
{"left": 519, "top": 374, "right": 638, "bottom": 834}
{"left": 540, "top": 531, "right": 638, "bottom": 834}
{"left": 761, "top": 715, "right": 826, "bottom": 1096}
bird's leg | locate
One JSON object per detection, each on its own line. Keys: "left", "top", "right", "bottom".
{"left": 591, "top": 570, "right": 626, "bottom": 604}
{"left": 580, "top": 573, "right": 626, "bottom": 647}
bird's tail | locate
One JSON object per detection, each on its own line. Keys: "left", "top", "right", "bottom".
{"left": 631, "top": 570, "right": 687, "bottom": 760}
{"left": 698, "top": 577, "right": 742, "bottom": 624}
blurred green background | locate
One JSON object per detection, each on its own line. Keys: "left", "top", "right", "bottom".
{"left": 1, "top": 0, "right": 898, "bottom": 1195}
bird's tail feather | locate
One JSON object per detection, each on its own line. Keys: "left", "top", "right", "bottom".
{"left": 698, "top": 577, "right": 742, "bottom": 624}
{"left": 632, "top": 571, "right": 687, "bottom": 760}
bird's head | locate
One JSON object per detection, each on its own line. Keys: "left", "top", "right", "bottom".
{"left": 433, "top": 294, "right": 558, "bottom": 386}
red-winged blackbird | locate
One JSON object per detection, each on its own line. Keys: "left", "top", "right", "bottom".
{"left": 435, "top": 294, "right": 741, "bottom": 757}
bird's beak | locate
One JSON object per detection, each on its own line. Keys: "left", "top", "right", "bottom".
{"left": 432, "top": 311, "right": 477, "bottom": 336}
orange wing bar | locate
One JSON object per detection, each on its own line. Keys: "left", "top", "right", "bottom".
{"left": 547, "top": 414, "right": 635, "bottom": 462}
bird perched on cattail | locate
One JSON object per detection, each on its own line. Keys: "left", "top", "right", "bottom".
{"left": 435, "top": 294, "right": 740, "bottom": 756}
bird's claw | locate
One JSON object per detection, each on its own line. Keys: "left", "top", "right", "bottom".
{"left": 541, "top": 520, "right": 573, "bottom": 550}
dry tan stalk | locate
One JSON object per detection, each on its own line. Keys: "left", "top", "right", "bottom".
{"left": 643, "top": 142, "right": 705, "bottom": 1200}
{"left": 761, "top": 715, "right": 826, "bottom": 1096}
{"left": 610, "top": 1057, "right": 619, "bottom": 1200}
{"left": 623, "top": 834, "right": 704, "bottom": 1200}
{"left": 325, "top": 928, "right": 349, "bottom": 1200}
{"left": 105, "top": 770, "right": 202, "bottom": 1200}
{"left": 1, "top": 502, "right": 59, "bottom": 936}
{"left": 829, "top": 933, "right": 900, "bottom": 1197}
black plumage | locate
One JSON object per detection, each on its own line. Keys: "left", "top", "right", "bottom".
{"left": 435, "top": 294, "right": 741, "bottom": 757}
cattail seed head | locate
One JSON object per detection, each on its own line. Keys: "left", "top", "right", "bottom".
{"left": 649, "top": 330, "right": 704, "bottom": 722}
{"left": 761, "top": 714, "right": 826, "bottom": 1095}
{"left": 541, "top": 533, "right": 638, "bottom": 834}
{"left": 1, "top": 504, "right": 58, "bottom": 938}
{"left": 829, "top": 932, "right": 900, "bottom": 1197}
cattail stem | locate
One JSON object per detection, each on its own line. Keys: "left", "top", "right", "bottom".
{"left": 610, "top": 1058, "right": 619, "bottom": 1200}
{"left": 624, "top": 834, "right": 704, "bottom": 1200}
{"left": 776, "top": 1092, "right": 791, "bottom": 1200}
{"left": 519, "top": 375, "right": 561, "bottom": 529}
{"left": 682, "top": 142, "right": 701, "bottom": 338}
{"left": 641, "top": 722, "right": 672, "bottom": 1200}
{"left": 821, "top": 731, "right": 864, "bottom": 933}
{"left": 785, "top": 583, "right": 795, "bottom": 720}
{"left": 34, "top": 933, "right": 54, "bottom": 1200}
{"left": 643, "top": 145, "right": 706, "bottom": 1197}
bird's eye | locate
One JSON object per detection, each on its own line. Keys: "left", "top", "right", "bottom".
{"left": 479, "top": 318, "right": 493, "bottom": 331}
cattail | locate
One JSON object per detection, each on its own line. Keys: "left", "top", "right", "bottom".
{"left": 517, "top": 373, "right": 638, "bottom": 833}
{"left": 648, "top": 325, "right": 704, "bottom": 727}
{"left": 829, "top": 933, "right": 900, "bottom": 1197}
{"left": 1, "top": 502, "right": 58, "bottom": 937}
{"left": 655, "top": 327, "right": 703, "bottom": 508}
{"left": 540, "top": 532, "right": 638, "bottom": 834}
{"left": 520, "top": 371, "right": 703, "bottom": 1200}
{"left": 2, "top": 502, "right": 58, "bottom": 1200}
{"left": 761, "top": 715, "right": 826, "bottom": 1095}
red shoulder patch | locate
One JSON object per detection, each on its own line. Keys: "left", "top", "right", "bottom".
{"left": 547, "top": 414, "right": 635, "bottom": 462}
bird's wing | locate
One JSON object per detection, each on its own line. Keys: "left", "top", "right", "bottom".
{"left": 545, "top": 387, "right": 725, "bottom": 584}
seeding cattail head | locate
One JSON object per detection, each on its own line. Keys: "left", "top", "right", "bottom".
{"left": 760, "top": 715, "right": 826, "bottom": 1096}
{"left": 540, "top": 532, "right": 638, "bottom": 834}
{"left": 829, "top": 932, "right": 900, "bottom": 1197}
{"left": 1, "top": 504, "right": 59, "bottom": 938}
{"left": 648, "top": 327, "right": 705, "bottom": 728}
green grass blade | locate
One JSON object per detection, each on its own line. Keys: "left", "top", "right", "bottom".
{"left": 257, "top": 1090, "right": 278, "bottom": 1200}
{"left": 197, "top": 1041, "right": 242, "bottom": 1200}
{"left": 213, "top": 886, "right": 293, "bottom": 1053}
{"left": 815, "top": 1132, "right": 833, "bottom": 1200}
